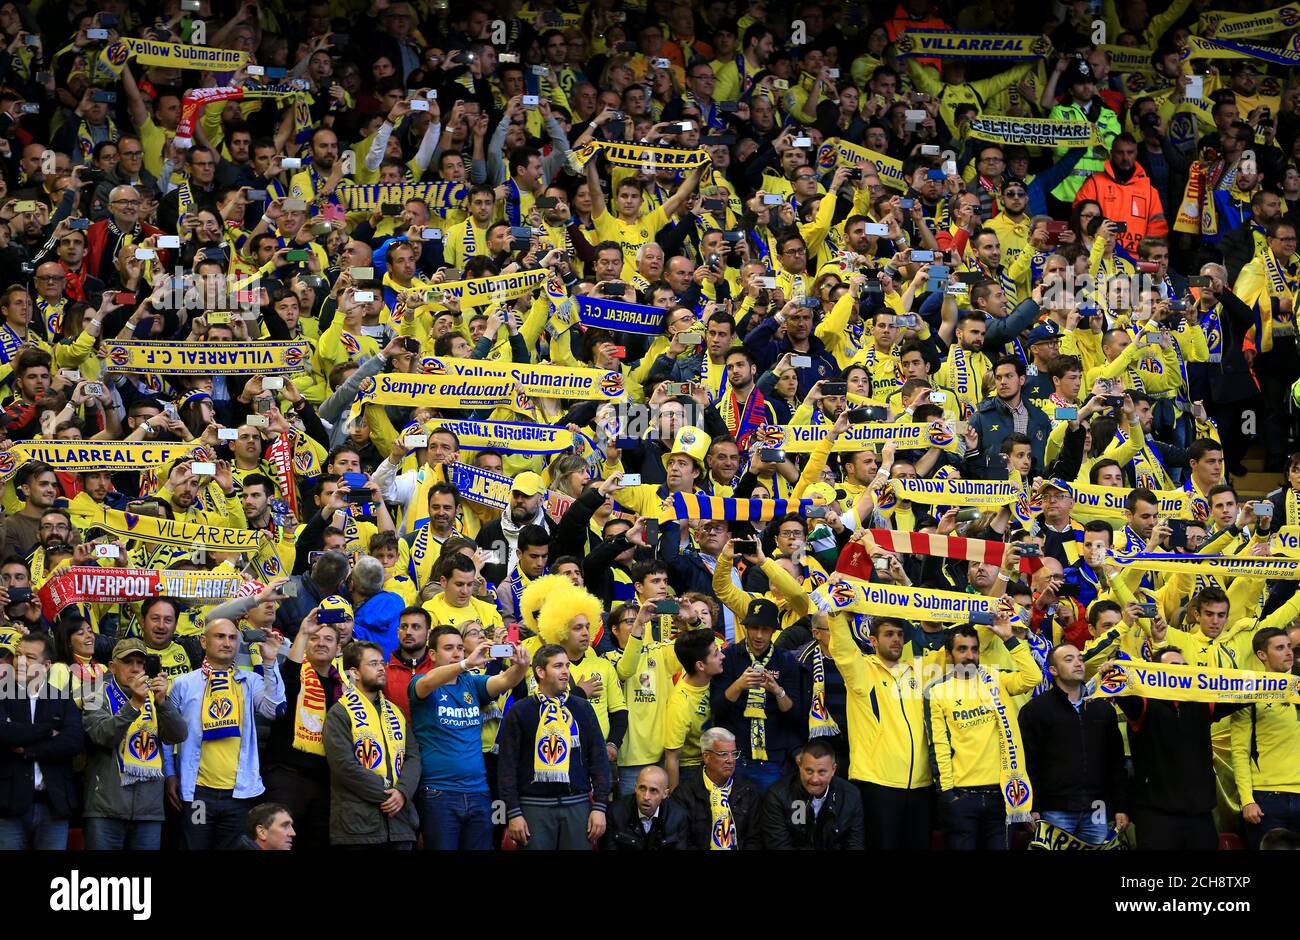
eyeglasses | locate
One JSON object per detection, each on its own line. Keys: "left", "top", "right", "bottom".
{"left": 35, "top": 274, "right": 65, "bottom": 282}
{"left": 706, "top": 749, "right": 738, "bottom": 761}
{"left": 111, "top": 199, "right": 141, "bottom": 207}
{"left": 119, "top": 150, "right": 142, "bottom": 157}
{"left": 462, "top": 628, "right": 486, "bottom": 638}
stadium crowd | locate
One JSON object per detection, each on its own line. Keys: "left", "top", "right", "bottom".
{"left": 3, "top": 0, "right": 1300, "bottom": 853}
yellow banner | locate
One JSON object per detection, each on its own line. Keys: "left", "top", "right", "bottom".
{"left": 1052, "top": 481, "right": 1195, "bottom": 523}
{"left": 355, "top": 359, "right": 627, "bottom": 412}
{"left": 896, "top": 30, "right": 1053, "bottom": 60}
{"left": 570, "top": 140, "right": 711, "bottom": 171}
{"left": 1182, "top": 36, "right": 1300, "bottom": 66}
{"left": 966, "top": 116, "right": 1098, "bottom": 148}
{"left": 1105, "top": 552, "right": 1300, "bottom": 580}
{"left": 812, "top": 579, "right": 996, "bottom": 623}
{"left": 890, "top": 477, "right": 1021, "bottom": 509}
{"left": 771, "top": 421, "right": 959, "bottom": 453}
{"left": 1200, "top": 5, "right": 1300, "bottom": 39}
{"left": 424, "top": 270, "right": 547, "bottom": 311}
{"left": 0, "top": 441, "right": 208, "bottom": 485}
{"left": 89, "top": 508, "right": 269, "bottom": 554}
{"left": 122, "top": 37, "right": 249, "bottom": 70}
{"left": 1090, "top": 660, "right": 1300, "bottom": 704}
{"left": 816, "top": 138, "right": 906, "bottom": 191}
{"left": 1100, "top": 45, "right": 1155, "bottom": 73}
{"left": 103, "top": 340, "right": 310, "bottom": 375}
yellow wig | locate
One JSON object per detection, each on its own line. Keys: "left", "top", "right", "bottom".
{"left": 536, "top": 582, "right": 606, "bottom": 646}
{"left": 518, "top": 574, "right": 575, "bottom": 634}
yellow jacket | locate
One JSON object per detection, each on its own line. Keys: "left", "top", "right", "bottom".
{"left": 829, "top": 611, "right": 933, "bottom": 789}
{"left": 1231, "top": 692, "right": 1300, "bottom": 804}
{"left": 925, "top": 639, "right": 1043, "bottom": 790}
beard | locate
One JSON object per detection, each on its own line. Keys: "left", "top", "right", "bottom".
{"left": 510, "top": 504, "right": 534, "bottom": 525}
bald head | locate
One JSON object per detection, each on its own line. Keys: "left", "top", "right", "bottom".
{"left": 634, "top": 765, "right": 670, "bottom": 817}
{"left": 201, "top": 617, "right": 240, "bottom": 668}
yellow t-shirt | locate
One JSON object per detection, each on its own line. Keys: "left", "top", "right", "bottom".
{"left": 606, "top": 635, "right": 681, "bottom": 766}
{"left": 593, "top": 205, "right": 670, "bottom": 272}
{"left": 422, "top": 592, "right": 504, "bottom": 632}
{"left": 664, "top": 679, "right": 710, "bottom": 767}
{"left": 196, "top": 681, "right": 242, "bottom": 789}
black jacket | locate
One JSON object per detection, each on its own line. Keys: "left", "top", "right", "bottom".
{"left": 0, "top": 681, "right": 86, "bottom": 819}
{"left": 670, "top": 773, "right": 762, "bottom": 850}
{"left": 602, "top": 793, "right": 691, "bottom": 850}
{"left": 759, "top": 770, "right": 865, "bottom": 850}
{"left": 1205, "top": 290, "right": 1261, "bottom": 405}
{"left": 1018, "top": 685, "right": 1128, "bottom": 815}
{"left": 710, "top": 643, "right": 806, "bottom": 766}
{"left": 1116, "top": 695, "right": 1248, "bottom": 816}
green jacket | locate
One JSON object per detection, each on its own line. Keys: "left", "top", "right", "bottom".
{"left": 1050, "top": 99, "right": 1122, "bottom": 202}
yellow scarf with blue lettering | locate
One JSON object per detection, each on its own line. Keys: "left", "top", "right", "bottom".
{"left": 341, "top": 683, "right": 406, "bottom": 787}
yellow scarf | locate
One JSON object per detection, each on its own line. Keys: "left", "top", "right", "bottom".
{"left": 107, "top": 677, "right": 163, "bottom": 781}
{"left": 977, "top": 665, "right": 1032, "bottom": 823}
{"left": 533, "top": 693, "right": 579, "bottom": 783}
{"left": 704, "top": 773, "right": 737, "bottom": 850}
{"left": 200, "top": 668, "right": 241, "bottom": 741}
{"left": 744, "top": 647, "right": 772, "bottom": 761}
{"left": 807, "top": 645, "right": 840, "bottom": 739}
{"left": 341, "top": 683, "right": 406, "bottom": 787}
{"left": 291, "top": 661, "right": 330, "bottom": 755}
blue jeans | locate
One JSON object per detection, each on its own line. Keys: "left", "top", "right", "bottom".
{"left": 1039, "top": 809, "right": 1109, "bottom": 845}
{"left": 84, "top": 818, "right": 163, "bottom": 851}
{"left": 179, "top": 787, "right": 256, "bottom": 850}
{"left": 940, "top": 787, "right": 1008, "bottom": 850}
{"left": 735, "top": 756, "right": 782, "bottom": 795}
{"left": 417, "top": 788, "right": 493, "bottom": 850}
{"left": 1248, "top": 791, "right": 1300, "bottom": 850}
{"left": 0, "top": 802, "right": 69, "bottom": 850}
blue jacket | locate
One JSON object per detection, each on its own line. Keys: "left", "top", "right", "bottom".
{"left": 353, "top": 591, "right": 407, "bottom": 659}
{"left": 965, "top": 394, "right": 1053, "bottom": 477}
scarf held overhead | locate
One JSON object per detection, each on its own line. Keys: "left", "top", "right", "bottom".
{"left": 771, "top": 421, "right": 959, "bottom": 453}
{"left": 1088, "top": 661, "right": 1300, "bottom": 704}
{"left": 571, "top": 140, "right": 711, "bottom": 171}
{"left": 335, "top": 182, "right": 469, "bottom": 211}
{"left": 353, "top": 360, "right": 626, "bottom": 413}
{"left": 816, "top": 138, "right": 907, "bottom": 191}
{"left": 575, "top": 294, "right": 668, "bottom": 335}
{"left": 37, "top": 566, "right": 247, "bottom": 620}
{"left": 965, "top": 116, "right": 1098, "bottom": 148}
{"left": 90, "top": 508, "right": 269, "bottom": 553}
{"left": 0, "top": 440, "right": 207, "bottom": 484}
{"left": 174, "top": 83, "right": 308, "bottom": 146}
{"left": 102, "top": 340, "right": 310, "bottom": 375}
{"left": 896, "top": 30, "right": 1053, "bottom": 60}
{"left": 811, "top": 578, "right": 997, "bottom": 623}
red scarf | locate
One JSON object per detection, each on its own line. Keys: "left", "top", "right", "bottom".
{"left": 61, "top": 262, "right": 87, "bottom": 303}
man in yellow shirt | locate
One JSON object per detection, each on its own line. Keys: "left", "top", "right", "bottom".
{"left": 423, "top": 553, "right": 505, "bottom": 634}
{"left": 1231, "top": 627, "right": 1300, "bottom": 850}
{"left": 663, "top": 627, "right": 724, "bottom": 793}
{"left": 444, "top": 185, "right": 496, "bottom": 272}
{"left": 586, "top": 159, "right": 704, "bottom": 272}
{"left": 925, "top": 619, "right": 1043, "bottom": 849}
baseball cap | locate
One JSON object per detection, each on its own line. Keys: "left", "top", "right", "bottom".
{"left": 112, "top": 638, "right": 148, "bottom": 661}
{"left": 512, "top": 471, "right": 545, "bottom": 497}
{"left": 742, "top": 598, "right": 781, "bottom": 630}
